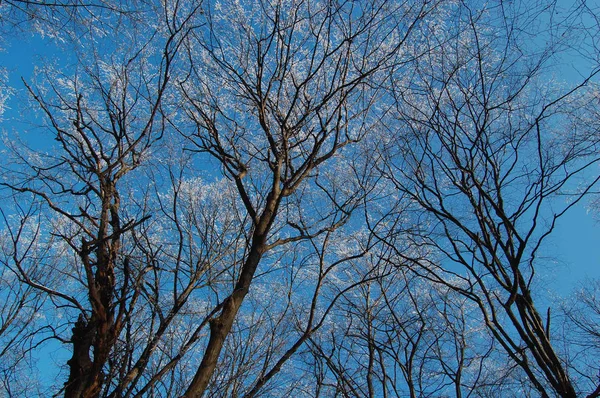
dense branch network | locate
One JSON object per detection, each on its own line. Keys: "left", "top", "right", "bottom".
{"left": 0, "top": 0, "right": 599, "bottom": 397}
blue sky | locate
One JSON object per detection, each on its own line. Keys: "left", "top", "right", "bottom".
{"left": 0, "top": 2, "right": 599, "bottom": 394}
{"left": 1, "top": 14, "right": 599, "bottom": 300}
{"left": 548, "top": 199, "right": 600, "bottom": 292}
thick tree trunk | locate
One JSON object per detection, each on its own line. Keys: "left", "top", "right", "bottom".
{"left": 183, "top": 183, "right": 280, "bottom": 397}
{"left": 64, "top": 186, "right": 122, "bottom": 398}
{"left": 64, "top": 290, "right": 117, "bottom": 398}
{"left": 182, "top": 242, "right": 265, "bottom": 397}
{"left": 64, "top": 316, "right": 95, "bottom": 398}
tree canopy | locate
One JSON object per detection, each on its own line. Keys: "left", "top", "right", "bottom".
{"left": 1, "top": 0, "right": 600, "bottom": 397}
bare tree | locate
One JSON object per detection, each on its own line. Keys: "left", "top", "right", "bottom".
{"left": 559, "top": 280, "right": 600, "bottom": 398}
{"left": 173, "top": 1, "right": 437, "bottom": 395}
{"left": 2, "top": 0, "right": 600, "bottom": 396}
{"left": 1, "top": 0, "right": 436, "bottom": 395}
{"left": 306, "top": 265, "right": 499, "bottom": 398}
{"left": 0, "top": 1, "right": 199, "bottom": 395}
{"left": 377, "top": 1, "right": 600, "bottom": 397}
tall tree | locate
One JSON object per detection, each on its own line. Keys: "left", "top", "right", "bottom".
{"left": 173, "top": 1, "right": 436, "bottom": 395}
{"left": 377, "top": 1, "right": 600, "bottom": 396}
{"left": 1, "top": 1, "right": 197, "bottom": 395}
{"left": 1, "top": 0, "right": 600, "bottom": 396}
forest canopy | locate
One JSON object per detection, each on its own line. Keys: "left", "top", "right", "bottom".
{"left": 1, "top": 0, "right": 600, "bottom": 397}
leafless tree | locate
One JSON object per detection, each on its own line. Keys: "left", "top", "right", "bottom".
{"left": 559, "top": 280, "right": 600, "bottom": 398}
{"left": 305, "top": 265, "right": 500, "bottom": 397}
{"left": 0, "top": 0, "right": 435, "bottom": 395}
{"left": 2, "top": 0, "right": 600, "bottom": 397}
{"left": 377, "top": 1, "right": 600, "bottom": 397}
{"left": 0, "top": 1, "right": 200, "bottom": 395}
{"left": 172, "top": 1, "right": 437, "bottom": 395}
